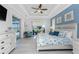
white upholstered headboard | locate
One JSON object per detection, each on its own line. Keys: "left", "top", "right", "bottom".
{"left": 55, "top": 23, "right": 77, "bottom": 39}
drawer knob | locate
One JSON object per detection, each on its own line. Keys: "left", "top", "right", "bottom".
{"left": 1, "top": 41, "right": 4, "bottom": 44}
{"left": 6, "top": 35, "right": 8, "bottom": 36}
{"left": 2, "top": 52, "right": 4, "bottom": 54}
{"left": 1, "top": 47, "right": 4, "bottom": 50}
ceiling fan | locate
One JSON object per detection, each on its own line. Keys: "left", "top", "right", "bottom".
{"left": 32, "top": 4, "right": 48, "bottom": 14}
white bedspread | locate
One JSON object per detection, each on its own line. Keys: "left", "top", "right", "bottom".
{"left": 37, "top": 33, "right": 72, "bottom": 47}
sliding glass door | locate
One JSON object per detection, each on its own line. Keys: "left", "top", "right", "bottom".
{"left": 12, "top": 16, "right": 21, "bottom": 40}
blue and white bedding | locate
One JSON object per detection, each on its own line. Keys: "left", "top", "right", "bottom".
{"left": 37, "top": 33, "right": 72, "bottom": 47}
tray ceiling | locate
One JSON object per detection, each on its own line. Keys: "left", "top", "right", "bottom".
{"left": 22, "top": 4, "right": 57, "bottom": 16}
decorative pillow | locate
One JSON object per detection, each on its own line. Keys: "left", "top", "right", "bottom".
{"left": 49, "top": 31, "right": 59, "bottom": 36}
{"left": 53, "top": 31, "right": 59, "bottom": 36}
{"left": 65, "top": 31, "right": 73, "bottom": 40}
{"left": 49, "top": 32, "right": 54, "bottom": 35}
{"left": 58, "top": 31, "right": 66, "bottom": 38}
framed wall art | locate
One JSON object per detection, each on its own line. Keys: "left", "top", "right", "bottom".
{"left": 64, "top": 10, "right": 74, "bottom": 22}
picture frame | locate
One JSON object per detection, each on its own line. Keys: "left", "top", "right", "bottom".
{"left": 64, "top": 10, "right": 74, "bottom": 22}
{"left": 56, "top": 16, "right": 62, "bottom": 24}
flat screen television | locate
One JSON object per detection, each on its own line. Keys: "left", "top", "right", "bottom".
{"left": 0, "top": 5, "right": 7, "bottom": 21}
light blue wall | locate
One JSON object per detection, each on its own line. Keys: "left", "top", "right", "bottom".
{"left": 51, "top": 4, "right": 79, "bottom": 38}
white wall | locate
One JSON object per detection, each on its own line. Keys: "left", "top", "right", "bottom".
{"left": 0, "top": 4, "right": 26, "bottom": 38}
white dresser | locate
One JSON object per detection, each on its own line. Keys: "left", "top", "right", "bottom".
{"left": 73, "top": 40, "right": 79, "bottom": 54}
{"left": 0, "top": 31, "right": 16, "bottom": 54}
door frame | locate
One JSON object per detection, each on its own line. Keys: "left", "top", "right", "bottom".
{"left": 12, "top": 16, "right": 21, "bottom": 40}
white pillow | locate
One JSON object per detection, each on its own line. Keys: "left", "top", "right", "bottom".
{"left": 58, "top": 31, "right": 66, "bottom": 38}
{"left": 65, "top": 31, "right": 73, "bottom": 39}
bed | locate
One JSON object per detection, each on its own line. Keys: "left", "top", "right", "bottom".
{"left": 37, "top": 33, "right": 72, "bottom": 51}
{"left": 36, "top": 23, "right": 76, "bottom": 51}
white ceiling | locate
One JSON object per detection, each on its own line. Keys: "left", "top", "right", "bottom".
{"left": 22, "top": 4, "right": 57, "bottom": 16}
{"left": 2, "top": 4, "right": 71, "bottom": 19}
{"left": 19, "top": 4, "right": 71, "bottom": 19}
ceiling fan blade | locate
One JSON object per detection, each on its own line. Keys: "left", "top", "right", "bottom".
{"left": 32, "top": 7, "right": 38, "bottom": 10}
{"left": 34, "top": 11, "right": 38, "bottom": 13}
{"left": 41, "top": 9, "right": 48, "bottom": 10}
{"left": 39, "top": 4, "right": 42, "bottom": 8}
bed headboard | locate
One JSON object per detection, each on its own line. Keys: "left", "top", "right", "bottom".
{"left": 55, "top": 23, "right": 77, "bottom": 39}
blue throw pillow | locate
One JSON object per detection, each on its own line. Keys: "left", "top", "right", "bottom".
{"left": 53, "top": 31, "right": 59, "bottom": 36}
{"left": 49, "top": 32, "right": 54, "bottom": 35}
{"left": 49, "top": 31, "right": 59, "bottom": 36}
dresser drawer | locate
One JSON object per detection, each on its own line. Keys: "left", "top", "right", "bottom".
{"left": 73, "top": 41, "right": 79, "bottom": 54}
{"left": 0, "top": 50, "right": 8, "bottom": 54}
{"left": 0, "top": 39, "right": 11, "bottom": 46}
{"left": 73, "top": 42, "right": 79, "bottom": 48}
{"left": 8, "top": 33, "right": 15, "bottom": 39}
{"left": 0, "top": 44, "right": 10, "bottom": 50}
{"left": 0, "top": 34, "right": 9, "bottom": 39}
{"left": 0, "top": 51, "right": 6, "bottom": 54}
{"left": 73, "top": 49, "right": 79, "bottom": 54}
{"left": 0, "top": 32, "right": 16, "bottom": 54}
{"left": 0, "top": 44, "right": 11, "bottom": 54}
